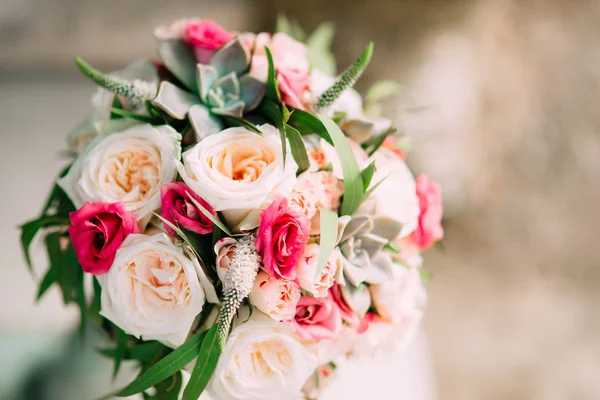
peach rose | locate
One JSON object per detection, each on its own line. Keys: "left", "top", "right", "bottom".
{"left": 249, "top": 271, "right": 301, "bottom": 321}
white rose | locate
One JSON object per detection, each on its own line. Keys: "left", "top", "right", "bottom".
{"left": 208, "top": 310, "right": 317, "bottom": 400}
{"left": 297, "top": 244, "right": 342, "bottom": 298}
{"left": 99, "top": 233, "right": 207, "bottom": 347}
{"left": 366, "top": 148, "right": 420, "bottom": 238}
{"left": 178, "top": 124, "right": 297, "bottom": 231}
{"left": 249, "top": 271, "right": 301, "bottom": 321}
{"left": 59, "top": 124, "right": 181, "bottom": 228}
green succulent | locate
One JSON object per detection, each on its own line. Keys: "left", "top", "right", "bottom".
{"left": 153, "top": 36, "right": 266, "bottom": 139}
{"left": 334, "top": 202, "right": 404, "bottom": 316}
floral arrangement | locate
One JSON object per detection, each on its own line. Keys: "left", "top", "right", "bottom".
{"left": 20, "top": 16, "right": 443, "bottom": 400}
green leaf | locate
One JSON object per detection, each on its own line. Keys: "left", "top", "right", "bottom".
{"left": 259, "top": 100, "right": 286, "bottom": 165}
{"left": 182, "top": 325, "right": 221, "bottom": 400}
{"left": 287, "top": 108, "right": 333, "bottom": 145}
{"left": 360, "top": 161, "right": 376, "bottom": 192}
{"left": 315, "top": 42, "right": 374, "bottom": 111}
{"left": 110, "top": 96, "right": 124, "bottom": 119}
{"left": 362, "top": 173, "right": 389, "bottom": 202}
{"left": 420, "top": 269, "right": 432, "bottom": 284}
{"left": 154, "top": 371, "right": 183, "bottom": 400}
{"left": 75, "top": 266, "right": 87, "bottom": 340}
{"left": 315, "top": 208, "right": 338, "bottom": 277}
{"left": 319, "top": 115, "right": 363, "bottom": 215}
{"left": 154, "top": 214, "right": 205, "bottom": 256}
{"left": 285, "top": 124, "right": 310, "bottom": 174}
{"left": 20, "top": 215, "right": 69, "bottom": 272}
{"left": 362, "top": 126, "right": 396, "bottom": 157}
{"left": 307, "top": 22, "right": 336, "bottom": 76}
{"left": 184, "top": 195, "right": 235, "bottom": 237}
{"left": 264, "top": 47, "right": 280, "bottom": 102}
{"left": 112, "top": 329, "right": 128, "bottom": 378}
{"left": 276, "top": 14, "right": 306, "bottom": 42}
{"left": 109, "top": 108, "right": 161, "bottom": 124}
{"left": 36, "top": 264, "right": 57, "bottom": 300}
{"left": 116, "top": 331, "right": 206, "bottom": 397}
{"left": 222, "top": 115, "right": 263, "bottom": 134}
{"left": 366, "top": 80, "right": 402, "bottom": 104}
{"left": 41, "top": 164, "right": 73, "bottom": 216}
{"left": 99, "top": 342, "right": 165, "bottom": 363}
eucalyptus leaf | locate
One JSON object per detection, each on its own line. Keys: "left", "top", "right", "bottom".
{"left": 319, "top": 115, "right": 363, "bottom": 215}
{"left": 315, "top": 208, "right": 338, "bottom": 277}
{"left": 264, "top": 47, "right": 280, "bottom": 102}
{"left": 360, "top": 161, "right": 377, "bottom": 192}
{"left": 307, "top": 22, "right": 336, "bottom": 76}
{"left": 285, "top": 124, "right": 310, "bottom": 174}
{"left": 288, "top": 109, "right": 333, "bottom": 145}
{"left": 182, "top": 324, "right": 221, "bottom": 400}
{"left": 116, "top": 331, "right": 207, "bottom": 397}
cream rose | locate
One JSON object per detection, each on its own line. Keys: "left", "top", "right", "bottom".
{"left": 98, "top": 233, "right": 207, "bottom": 347}
{"left": 59, "top": 124, "right": 180, "bottom": 227}
{"left": 249, "top": 271, "right": 301, "bottom": 321}
{"left": 370, "top": 265, "right": 427, "bottom": 326}
{"left": 178, "top": 124, "right": 297, "bottom": 231}
{"left": 208, "top": 310, "right": 317, "bottom": 400}
{"left": 297, "top": 244, "right": 342, "bottom": 298}
{"left": 366, "top": 148, "right": 420, "bottom": 239}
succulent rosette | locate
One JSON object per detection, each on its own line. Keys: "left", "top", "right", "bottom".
{"left": 20, "top": 15, "right": 443, "bottom": 400}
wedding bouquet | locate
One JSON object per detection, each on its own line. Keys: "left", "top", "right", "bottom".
{"left": 20, "top": 16, "right": 443, "bottom": 400}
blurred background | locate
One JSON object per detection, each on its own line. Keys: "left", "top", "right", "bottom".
{"left": 2, "top": 0, "right": 600, "bottom": 399}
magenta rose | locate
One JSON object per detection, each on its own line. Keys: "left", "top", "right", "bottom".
{"left": 184, "top": 20, "right": 234, "bottom": 64}
{"left": 68, "top": 201, "right": 140, "bottom": 275}
{"left": 160, "top": 182, "right": 215, "bottom": 236}
{"left": 292, "top": 295, "right": 342, "bottom": 341}
{"left": 256, "top": 197, "right": 311, "bottom": 280}
{"left": 410, "top": 174, "right": 443, "bottom": 250}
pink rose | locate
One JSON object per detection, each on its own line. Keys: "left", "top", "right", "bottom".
{"left": 184, "top": 20, "right": 234, "bottom": 64}
{"left": 249, "top": 271, "right": 301, "bottom": 321}
{"left": 68, "top": 201, "right": 140, "bottom": 275}
{"left": 297, "top": 244, "right": 341, "bottom": 298}
{"left": 246, "top": 32, "right": 311, "bottom": 109}
{"left": 410, "top": 174, "right": 443, "bottom": 250}
{"left": 160, "top": 182, "right": 215, "bottom": 236}
{"left": 329, "top": 284, "right": 360, "bottom": 327}
{"left": 256, "top": 197, "right": 311, "bottom": 280}
{"left": 292, "top": 295, "right": 342, "bottom": 341}
{"left": 278, "top": 67, "right": 311, "bottom": 110}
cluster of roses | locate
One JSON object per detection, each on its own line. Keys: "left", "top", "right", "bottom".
{"left": 43, "top": 18, "right": 443, "bottom": 400}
